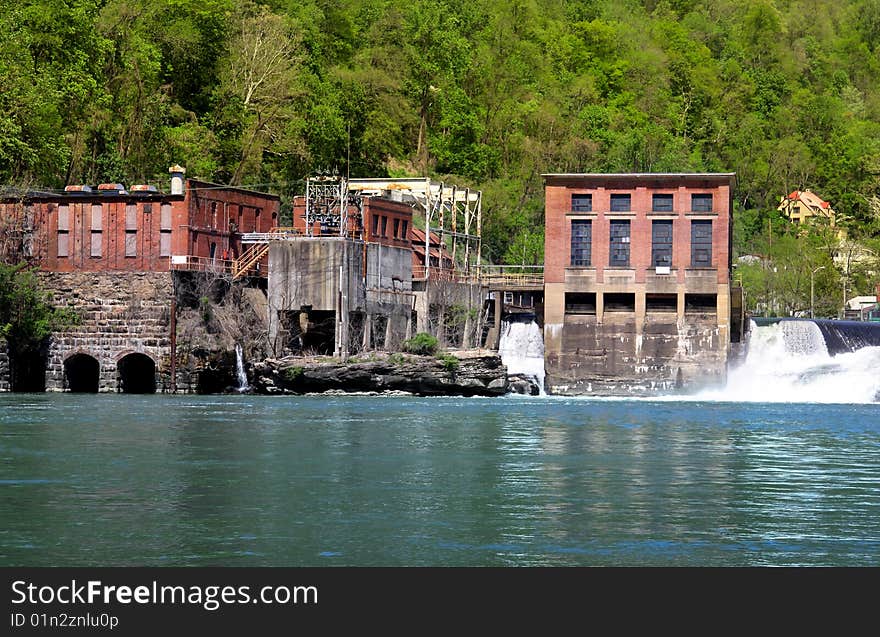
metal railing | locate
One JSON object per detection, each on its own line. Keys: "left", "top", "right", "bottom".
{"left": 477, "top": 265, "right": 544, "bottom": 287}
{"left": 169, "top": 255, "right": 235, "bottom": 274}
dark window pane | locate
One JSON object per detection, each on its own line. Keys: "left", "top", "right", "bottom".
{"left": 610, "top": 194, "right": 631, "bottom": 212}
{"left": 691, "top": 220, "right": 712, "bottom": 266}
{"left": 571, "top": 194, "right": 592, "bottom": 212}
{"left": 570, "top": 219, "right": 592, "bottom": 266}
{"left": 609, "top": 220, "right": 630, "bottom": 266}
{"left": 691, "top": 194, "right": 713, "bottom": 212}
{"left": 652, "top": 220, "right": 673, "bottom": 267}
{"left": 652, "top": 194, "right": 673, "bottom": 212}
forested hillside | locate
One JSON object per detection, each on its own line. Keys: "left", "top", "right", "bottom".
{"left": 1, "top": 0, "right": 879, "bottom": 306}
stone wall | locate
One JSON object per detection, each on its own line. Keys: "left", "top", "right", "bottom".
{"left": 40, "top": 271, "right": 174, "bottom": 392}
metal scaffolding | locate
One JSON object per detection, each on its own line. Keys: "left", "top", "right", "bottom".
{"left": 346, "top": 177, "right": 482, "bottom": 278}
{"left": 303, "top": 176, "right": 364, "bottom": 239}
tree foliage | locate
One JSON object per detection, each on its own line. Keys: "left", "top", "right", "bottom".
{"left": 0, "top": 0, "right": 879, "bottom": 289}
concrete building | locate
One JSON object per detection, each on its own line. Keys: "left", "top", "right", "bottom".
{"left": 0, "top": 169, "right": 280, "bottom": 392}
{"left": 542, "top": 173, "right": 737, "bottom": 395}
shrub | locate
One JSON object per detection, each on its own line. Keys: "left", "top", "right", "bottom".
{"left": 438, "top": 353, "right": 460, "bottom": 373}
{"left": 283, "top": 366, "right": 304, "bottom": 382}
{"left": 402, "top": 332, "right": 438, "bottom": 355}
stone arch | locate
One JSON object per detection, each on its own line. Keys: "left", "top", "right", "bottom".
{"left": 116, "top": 352, "right": 156, "bottom": 394}
{"left": 63, "top": 352, "right": 100, "bottom": 393}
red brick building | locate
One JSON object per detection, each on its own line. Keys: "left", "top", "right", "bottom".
{"left": 0, "top": 171, "right": 280, "bottom": 272}
{"left": 542, "top": 173, "right": 736, "bottom": 394}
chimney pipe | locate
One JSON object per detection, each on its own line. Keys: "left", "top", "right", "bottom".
{"left": 169, "top": 164, "right": 186, "bottom": 195}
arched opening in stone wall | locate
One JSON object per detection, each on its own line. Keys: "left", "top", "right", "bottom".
{"left": 117, "top": 353, "right": 156, "bottom": 394}
{"left": 10, "top": 347, "right": 47, "bottom": 392}
{"left": 64, "top": 353, "right": 100, "bottom": 393}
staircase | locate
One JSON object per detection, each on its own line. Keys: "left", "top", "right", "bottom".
{"left": 232, "top": 243, "right": 269, "bottom": 280}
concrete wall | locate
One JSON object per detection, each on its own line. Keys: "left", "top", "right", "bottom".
{"left": 544, "top": 283, "right": 729, "bottom": 395}
{"left": 267, "top": 238, "right": 416, "bottom": 355}
{"left": 40, "top": 272, "right": 174, "bottom": 392}
{"left": 413, "top": 281, "right": 486, "bottom": 348}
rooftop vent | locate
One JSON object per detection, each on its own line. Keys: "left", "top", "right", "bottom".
{"left": 97, "top": 183, "right": 127, "bottom": 194}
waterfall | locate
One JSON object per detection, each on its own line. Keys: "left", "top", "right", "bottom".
{"left": 697, "top": 320, "right": 880, "bottom": 403}
{"left": 234, "top": 343, "right": 250, "bottom": 392}
{"left": 498, "top": 317, "right": 545, "bottom": 395}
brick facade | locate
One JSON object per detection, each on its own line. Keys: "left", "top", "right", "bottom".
{"left": 542, "top": 173, "right": 735, "bottom": 395}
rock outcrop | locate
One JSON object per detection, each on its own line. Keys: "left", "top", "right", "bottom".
{"left": 250, "top": 353, "right": 508, "bottom": 397}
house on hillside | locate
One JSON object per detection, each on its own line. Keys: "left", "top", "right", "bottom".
{"left": 778, "top": 189, "right": 837, "bottom": 227}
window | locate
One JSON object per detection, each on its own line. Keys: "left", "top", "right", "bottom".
{"left": 371, "top": 214, "right": 379, "bottom": 237}
{"left": 691, "top": 220, "right": 713, "bottom": 267}
{"left": 57, "top": 205, "right": 69, "bottom": 257}
{"left": 570, "top": 219, "right": 592, "bottom": 267}
{"left": 646, "top": 294, "right": 678, "bottom": 312}
{"left": 610, "top": 194, "right": 631, "bottom": 212}
{"left": 652, "top": 194, "right": 673, "bottom": 212}
{"left": 609, "top": 220, "right": 630, "bottom": 266}
{"left": 652, "top": 220, "right": 673, "bottom": 267}
{"left": 125, "top": 204, "right": 137, "bottom": 257}
{"left": 211, "top": 202, "right": 218, "bottom": 228}
{"left": 691, "top": 194, "right": 713, "bottom": 212}
{"left": 565, "top": 292, "right": 596, "bottom": 315}
{"left": 90, "top": 204, "right": 102, "bottom": 257}
{"left": 393, "top": 218, "right": 401, "bottom": 239}
{"left": 571, "top": 194, "right": 592, "bottom": 212}
{"left": 160, "top": 203, "right": 172, "bottom": 257}
{"left": 401, "top": 220, "right": 409, "bottom": 239}
{"left": 381, "top": 216, "right": 388, "bottom": 237}
{"left": 685, "top": 293, "right": 717, "bottom": 314}
{"left": 604, "top": 293, "right": 636, "bottom": 312}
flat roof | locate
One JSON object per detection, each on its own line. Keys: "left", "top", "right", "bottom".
{"left": 542, "top": 172, "right": 736, "bottom": 185}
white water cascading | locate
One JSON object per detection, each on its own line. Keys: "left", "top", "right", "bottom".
{"left": 498, "top": 318, "right": 546, "bottom": 395}
{"left": 234, "top": 343, "right": 250, "bottom": 393}
{"left": 698, "top": 320, "right": 880, "bottom": 403}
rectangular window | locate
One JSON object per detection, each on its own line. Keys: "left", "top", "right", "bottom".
{"left": 691, "top": 194, "right": 713, "bottom": 212}
{"left": 90, "top": 204, "right": 102, "bottom": 257}
{"left": 652, "top": 194, "right": 674, "bottom": 212}
{"left": 393, "top": 218, "right": 401, "bottom": 239}
{"left": 646, "top": 293, "right": 678, "bottom": 312}
{"left": 401, "top": 220, "right": 409, "bottom": 239}
{"left": 609, "top": 220, "right": 630, "bottom": 267}
{"left": 90, "top": 231, "right": 102, "bottom": 257}
{"left": 125, "top": 232, "right": 137, "bottom": 257}
{"left": 564, "top": 292, "right": 596, "bottom": 315}
{"left": 610, "top": 194, "right": 631, "bottom": 212}
{"left": 160, "top": 203, "right": 172, "bottom": 230}
{"left": 691, "top": 220, "right": 713, "bottom": 267}
{"left": 685, "top": 293, "right": 717, "bottom": 314}
{"left": 570, "top": 219, "right": 592, "bottom": 267}
{"left": 381, "top": 216, "right": 388, "bottom": 237}
{"left": 57, "top": 205, "right": 69, "bottom": 258}
{"left": 571, "top": 194, "right": 592, "bottom": 212}
{"left": 652, "top": 220, "right": 673, "bottom": 267}
{"left": 90, "top": 204, "right": 102, "bottom": 230}
{"left": 125, "top": 204, "right": 137, "bottom": 230}
{"left": 604, "top": 293, "right": 635, "bottom": 312}
{"left": 160, "top": 231, "right": 171, "bottom": 257}
{"left": 371, "top": 214, "right": 379, "bottom": 237}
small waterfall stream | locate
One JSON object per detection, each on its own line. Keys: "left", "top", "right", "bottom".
{"left": 234, "top": 344, "right": 250, "bottom": 393}
{"left": 498, "top": 316, "right": 546, "bottom": 395}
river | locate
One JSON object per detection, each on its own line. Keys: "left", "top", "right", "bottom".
{"left": 2, "top": 393, "right": 878, "bottom": 566}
